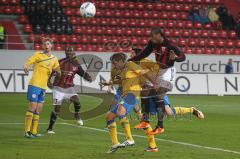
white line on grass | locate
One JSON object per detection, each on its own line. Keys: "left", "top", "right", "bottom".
{"left": 1, "top": 122, "right": 240, "bottom": 155}
{"left": 61, "top": 123, "right": 240, "bottom": 155}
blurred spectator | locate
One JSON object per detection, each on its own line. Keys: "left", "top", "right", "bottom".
{"left": 225, "top": 59, "right": 233, "bottom": 74}
{"left": 216, "top": 5, "right": 236, "bottom": 30}
{"left": 188, "top": 6, "right": 210, "bottom": 24}
{"left": 0, "top": 25, "right": 5, "bottom": 49}
{"left": 208, "top": 7, "right": 219, "bottom": 23}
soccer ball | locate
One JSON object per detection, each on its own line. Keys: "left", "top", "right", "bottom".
{"left": 80, "top": 2, "right": 96, "bottom": 18}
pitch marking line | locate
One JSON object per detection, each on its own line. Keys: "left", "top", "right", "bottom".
{"left": 0, "top": 122, "right": 239, "bottom": 155}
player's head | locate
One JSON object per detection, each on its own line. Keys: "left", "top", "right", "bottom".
{"left": 130, "top": 47, "right": 142, "bottom": 58}
{"left": 150, "top": 27, "right": 164, "bottom": 44}
{"left": 65, "top": 45, "right": 76, "bottom": 58}
{"left": 228, "top": 58, "right": 233, "bottom": 64}
{"left": 42, "top": 37, "right": 53, "bottom": 52}
{"left": 110, "top": 53, "right": 127, "bottom": 69}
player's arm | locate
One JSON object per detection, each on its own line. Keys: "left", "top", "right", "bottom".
{"left": 128, "top": 41, "right": 154, "bottom": 62}
{"left": 168, "top": 45, "right": 186, "bottom": 62}
{"left": 52, "top": 59, "right": 61, "bottom": 83}
{"left": 77, "top": 65, "right": 92, "bottom": 82}
{"left": 23, "top": 52, "right": 38, "bottom": 73}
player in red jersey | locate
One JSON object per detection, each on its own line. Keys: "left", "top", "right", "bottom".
{"left": 129, "top": 27, "right": 186, "bottom": 135}
{"left": 47, "top": 46, "right": 92, "bottom": 134}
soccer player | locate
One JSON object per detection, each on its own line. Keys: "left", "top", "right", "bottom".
{"left": 130, "top": 48, "right": 204, "bottom": 120}
{"left": 104, "top": 53, "right": 149, "bottom": 153}
{"left": 129, "top": 27, "right": 186, "bottom": 135}
{"left": 23, "top": 38, "right": 61, "bottom": 138}
{"left": 47, "top": 46, "right": 92, "bottom": 134}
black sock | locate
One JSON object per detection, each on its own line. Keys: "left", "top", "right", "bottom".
{"left": 47, "top": 111, "right": 58, "bottom": 130}
{"left": 155, "top": 99, "right": 165, "bottom": 128}
{"left": 141, "top": 97, "right": 150, "bottom": 122}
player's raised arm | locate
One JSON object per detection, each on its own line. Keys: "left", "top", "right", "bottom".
{"left": 128, "top": 41, "right": 154, "bottom": 62}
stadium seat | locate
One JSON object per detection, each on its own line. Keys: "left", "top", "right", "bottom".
{"left": 24, "top": 24, "right": 32, "bottom": 33}
{"left": 226, "top": 40, "right": 235, "bottom": 48}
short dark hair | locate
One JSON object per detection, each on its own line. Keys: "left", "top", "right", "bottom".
{"left": 110, "top": 52, "right": 127, "bottom": 62}
{"left": 132, "top": 47, "right": 142, "bottom": 55}
{"left": 151, "top": 27, "right": 163, "bottom": 36}
{"left": 65, "top": 45, "right": 74, "bottom": 52}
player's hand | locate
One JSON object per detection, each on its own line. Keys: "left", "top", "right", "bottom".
{"left": 107, "top": 85, "right": 113, "bottom": 94}
{"left": 23, "top": 64, "right": 29, "bottom": 74}
{"left": 169, "top": 50, "right": 177, "bottom": 61}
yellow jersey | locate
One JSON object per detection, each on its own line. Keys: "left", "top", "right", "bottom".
{"left": 119, "top": 61, "right": 143, "bottom": 96}
{"left": 139, "top": 58, "right": 160, "bottom": 85}
{"left": 24, "top": 51, "right": 59, "bottom": 90}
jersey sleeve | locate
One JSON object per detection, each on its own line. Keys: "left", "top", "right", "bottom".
{"left": 127, "top": 61, "right": 143, "bottom": 75}
{"left": 128, "top": 41, "right": 154, "bottom": 62}
{"left": 52, "top": 58, "right": 60, "bottom": 70}
{"left": 24, "top": 52, "right": 39, "bottom": 67}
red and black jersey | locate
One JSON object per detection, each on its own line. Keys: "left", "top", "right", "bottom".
{"left": 129, "top": 38, "right": 186, "bottom": 68}
{"left": 52, "top": 58, "right": 90, "bottom": 88}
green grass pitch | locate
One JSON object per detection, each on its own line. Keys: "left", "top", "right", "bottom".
{"left": 0, "top": 93, "right": 240, "bottom": 159}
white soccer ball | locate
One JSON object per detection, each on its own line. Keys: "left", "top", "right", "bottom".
{"left": 80, "top": 2, "right": 96, "bottom": 18}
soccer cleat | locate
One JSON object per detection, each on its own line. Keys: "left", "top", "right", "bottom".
{"left": 192, "top": 107, "right": 205, "bottom": 119}
{"left": 47, "top": 129, "right": 55, "bottom": 134}
{"left": 147, "top": 127, "right": 164, "bottom": 135}
{"left": 107, "top": 143, "right": 125, "bottom": 153}
{"left": 31, "top": 133, "right": 43, "bottom": 138}
{"left": 144, "top": 147, "right": 159, "bottom": 152}
{"left": 76, "top": 119, "right": 84, "bottom": 126}
{"left": 24, "top": 131, "right": 33, "bottom": 138}
{"left": 134, "top": 121, "right": 150, "bottom": 129}
{"left": 122, "top": 140, "right": 135, "bottom": 147}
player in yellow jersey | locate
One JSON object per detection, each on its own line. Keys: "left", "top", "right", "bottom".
{"left": 23, "top": 38, "right": 61, "bottom": 138}
{"left": 102, "top": 53, "right": 151, "bottom": 153}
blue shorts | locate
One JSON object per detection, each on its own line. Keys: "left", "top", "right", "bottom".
{"left": 111, "top": 93, "right": 138, "bottom": 118}
{"left": 27, "top": 85, "right": 46, "bottom": 103}
{"left": 149, "top": 95, "right": 170, "bottom": 114}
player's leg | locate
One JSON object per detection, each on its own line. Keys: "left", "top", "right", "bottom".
{"left": 47, "top": 104, "right": 61, "bottom": 133}
{"left": 31, "top": 102, "right": 43, "bottom": 137}
{"left": 24, "top": 85, "right": 41, "bottom": 138}
{"left": 70, "top": 95, "right": 83, "bottom": 125}
{"left": 24, "top": 102, "right": 38, "bottom": 138}
{"left": 148, "top": 87, "right": 167, "bottom": 135}
{"left": 144, "top": 126, "right": 159, "bottom": 152}
{"left": 163, "top": 96, "right": 204, "bottom": 118}
{"left": 134, "top": 89, "right": 152, "bottom": 129}
{"left": 30, "top": 89, "right": 46, "bottom": 137}
{"left": 47, "top": 88, "right": 64, "bottom": 133}
{"left": 106, "top": 111, "right": 125, "bottom": 153}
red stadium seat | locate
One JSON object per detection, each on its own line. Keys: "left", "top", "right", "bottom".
{"left": 186, "top": 21, "right": 193, "bottom": 28}
{"left": 178, "top": 38, "right": 187, "bottom": 46}
{"left": 207, "top": 39, "right": 216, "bottom": 47}
{"left": 18, "top": 15, "right": 28, "bottom": 24}
{"left": 219, "top": 30, "right": 227, "bottom": 38}
{"left": 23, "top": 24, "right": 32, "bottom": 33}
{"left": 233, "top": 49, "right": 240, "bottom": 55}
{"left": 214, "top": 48, "right": 222, "bottom": 55}
{"left": 176, "top": 21, "right": 185, "bottom": 28}
{"left": 59, "top": 35, "right": 68, "bottom": 43}
{"left": 188, "top": 38, "right": 197, "bottom": 47}
{"left": 34, "top": 43, "right": 41, "bottom": 50}
{"left": 183, "top": 30, "right": 190, "bottom": 37}
{"left": 236, "top": 40, "right": 240, "bottom": 48}
{"left": 229, "top": 31, "right": 236, "bottom": 39}
{"left": 195, "top": 48, "right": 203, "bottom": 54}
{"left": 205, "top": 48, "right": 212, "bottom": 54}
{"left": 223, "top": 49, "right": 231, "bottom": 55}
{"left": 70, "top": 35, "right": 78, "bottom": 43}
{"left": 216, "top": 39, "right": 225, "bottom": 47}
{"left": 210, "top": 31, "right": 218, "bottom": 38}
{"left": 199, "top": 39, "right": 206, "bottom": 47}
{"left": 201, "top": 30, "right": 209, "bottom": 38}
{"left": 226, "top": 40, "right": 234, "bottom": 48}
